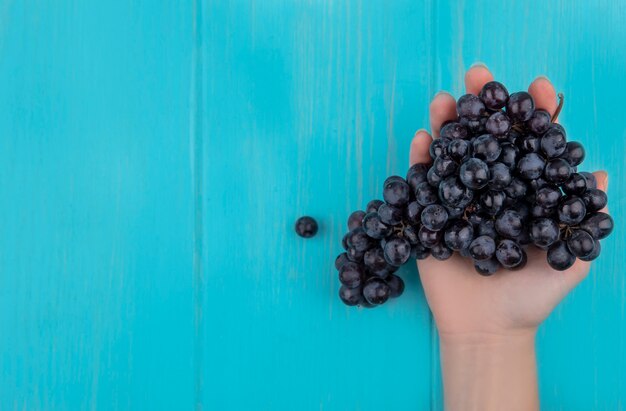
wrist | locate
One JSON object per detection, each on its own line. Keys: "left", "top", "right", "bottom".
{"left": 439, "top": 327, "right": 537, "bottom": 349}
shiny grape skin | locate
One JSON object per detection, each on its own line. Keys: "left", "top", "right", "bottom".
{"left": 495, "top": 239, "right": 524, "bottom": 268}
{"left": 485, "top": 111, "right": 511, "bottom": 137}
{"left": 411, "top": 243, "right": 431, "bottom": 260}
{"left": 448, "top": 139, "right": 471, "bottom": 162}
{"left": 362, "top": 212, "right": 392, "bottom": 239}
{"left": 504, "top": 177, "right": 528, "bottom": 199}
{"left": 535, "top": 186, "right": 562, "bottom": 208}
{"left": 415, "top": 181, "right": 438, "bottom": 206}
{"left": 540, "top": 126, "right": 568, "bottom": 158}
{"left": 378, "top": 203, "right": 404, "bottom": 225}
{"left": 530, "top": 218, "right": 560, "bottom": 248}
{"left": 474, "top": 257, "right": 501, "bottom": 276}
{"left": 347, "top": 210, "right": 366, "bottom": 230}
{"left": 406, "top": 164, "right": 429, "bottom": 192}
{"left": 557, "top": 196, "right": 586, "bottom": 225}
{"left": 480, "top": 190, "right": 506, "bottom": 216}
{"left": 431, "top": 242, "right": 453, "bottom": 260}
{"left": 495, "top": 209, "right": 523, "bottom": 238}
{"left": 469, "top": 235, "right": 496, "bottom": 261}
{"left": 457, "top": 94, "right": 486, "bottom": 119}
{"left": 498, "top": 142, "right": 519, "bottom": 168}
{"left": 335, "top": 253, "right": 349, "bottom": 270}
{"left": 383, "top": 176, "right": 411, "bottom": 206}
{"left": 479, "top": 81, "right": 509, "bottom": 110}
{"left": 517, "top": 152, "right": 546, "bottom": 180}
{"left": 339, "top": 285, "right": 364, "bottom": 306}
{"left": 579, "top": 239, "right": 601, "bottom": 262}
{"left": 459, "top": 158, "right": 490, "bottom": 189}
{"left": 339, "top": 262, "right": 364, "bottom": 288}
{"left": 383, "top": 237, "right": 412, "bottom": 266}
{"left": 402, "top": 225, "right": 420, "bottom": 245}
{"left": 580, "top": 212, "right": 614, "bottom": 239}
{"left": 347, "top": 227, "right": 374, "bottom": 252}
{"left": 364, "top": 247, "right": 389, "bottom": 274}
{"left": 547, "top": 241, "right": 576, "bottom": 271}
{"left": 440, "top": 122, "right": 469, "bottom": 140}
{"left": 582, "top": 188, "right": 608, "bottom": 212}
{"left": 386, "top": 274, "right": 405, "bottom": 298}
{"left": 444, "top": 220, "right": 475, "bottom": 251}
{"left": 579, "top": 172, "right": 597, "bottom": 190}
{"left": 560, "top": 141, "right": 585, "bottom": 166}
{"left": 295, "top": 216, "right": 318, "bottom": 238}
{"left": 433, "top": 154, "right": 458, "bottom": 177}
{"left": 362, "top": 278, "right": 391, "bottom": 305}
{"left": 477, "top": 219, "right": 497, "bottom": 239}
{"left": 430, "top": 138, "right": 451, "bottom": 159}
{"left": 544, "top": 158, "right": 572, "bottom": 184}
{"left": 421, "top": 204, "right": 449, "bottom": 231}
{"left": 427, "top": 167, "right": 443, "bottom": 187}
{"left": 406, "top": 201, "right": 424, "bottom": 225}
{"left": 506, "top": 91, "right": 535, "bottom": 122}
{"left": 563, "top": 173, "right": 588, "bottom": 195}
{"left": 488, "top": 162, "right": 512, "bottom": 190}
{"left": 567, "top": 230, "right": 596, "bottom": 258}
{"left": 473, "top": 134, "right": 502, "bottom": 163}
{"left": 418, "top": 226, "right": 443, "bottom": 248}
{"left": 517, "top": 133, "right": 541, "bottom": 153}
{"left": 439, "top": 176, "right": 473, "bottom": 208}
{"left": 526, "top": 109, "right": 551, "bottom": 135}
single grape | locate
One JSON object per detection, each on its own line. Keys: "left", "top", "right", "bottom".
{"left": 563, "top": 173, "right": 588, "bottom": 195}
{"left": 479, "top": 81, "right": 509, "bottom": 110}
{"left": 415, "top": 181, "right": 438, "bottom": 206}
{"left": 362, "top": 277, "right": 391, "bottom": 305}
{"left": 362, "top": 212, "right": 392, "bottom": 239}
{"left": 347, "top": 247, "right": 365, "bottom": 262}
{"left": 347, "top": 210, "right": 366, "bottom": 230}
{"left": 485, "top": 111, "right": 511, "bottom": 137}
{"left": 295, "top": 216, "right": 318, "bottom": 238}
{"left": 469, "top": 235, "right": 496, "bottom": 261}
{"left": 430, "top": 138, "right": 451, "bottom": 159}
{"left": 509, "top": 202, "right": 530, "bottom": 221}
{"left": 580, "top": 212, "right": 613, "bottom": 239}
{"left": 460, "top": 116, "right": 488, "bottom": 134}
{"left": 535, "top": 186, "right": 562, "bottom": 208}
{"left": 383, "top": 176, "right": 411, "bottom": 206}
{"left": 335, "top": 252, "right": 349, "bottom": 270}
{"left": 364, "top": 247, "right": 389, "bottom": 273}
{"left": 547, "top": 240, "right": 576, "bottom": 271}
{"left": 567, "top": 230, "right": 596, "bottom": 258}
{"left": 378, "top": 203, "right": 404, "bottom": 225}
{"left": 506, "top": 91, "right": 535, "bottom": 122}
{"left": 498, "top": 142, "right": 519, "bottom": 168}
{"left": 530, "top": 218, "right": 560, "bottom": 247}
{"left": 347, "top": 227, "right": 374, "bottom": 252}
{"left": 448, "top": 139, "right": 471, "bottom": 161}
{"left": 488, "top": 162, "right": 512, "bottom": 190}
{"left": 495, "top": 209, "right": 523, "bottom": 238}
{"left": 530, "top": 203, "right": 555, "bottom": 219}
{"left": 440, "top": 122, "right": 469, "bottom": 139}
{"left": 431, "top": 242, "right": 453, "bottom": 260}
{"left": 477, "top": 219, "right": 497, "bottom": 239}
{"left": 383, "top": 236, "right": 412, "bottom": 266}
{"left": 444, "top": 220, "right": 474, "bottom": 250}
{"left": 433, "top": 154, "right": 458, "bottom": 177}
{"left": 406, "top": 201, "right": 424, "bottom": 225}
{"left": 411, "top": 243, "right": 430, "bottom": 260}
{"left": 460, "top": 158, "right": 490, "bottom": 189}
{"left": 557, "top": 196, "right": 586, "bottom": 225}
{"left": 457, "top": 94, "right": 486, "bottom": 119}
{"left": 579, "top": 239, "right": 601, "bottom": 262}
{"left": 517, "top": 133, "right": 541, "bottom": 153}
{"left": 421, "top": 204, "right": 449, "bottom": 231}
{"left": 402, "top": 225, "right": 420, "bottom": 245}
{"left": 544, "top": 158, "right": 572, "bottom": 184}
{"left": 439, "top": 176, "right": 473, "bottom": 207}
{"left": 418, "top": 226, "right": 443, "bottom": 248}
{"left": 446, "top": 206, "right": 465, "bottom": 219}
{"left": 517, "top": 152, "right": 546, "bottom": 180}
{"left": 342, "top": 233, "right": 350, "bottom": 250}
{"left": 526, "top": 109, "right": 551, "bottom": 135}
{"left": 366, "top": 199, "right": 384, "bottom": 214}
{"left": 473, "top": 134, "right": 502, "bottom": 163}
{"left": 528, "top": 177, "right": 550, "bottom": 192}
{"left": 386, "top": 274, "right": 405, "bottom": 298}
{"left": 339, "top": 285, "right": 364, "bottom": 306}
{"left": 474, "top": 257, "right": 501, "bottom": 276}
{"left": 339, "top": 262, "right": 364, "bottom": 288}
{"left": 495, "top": 239, "right": 524, "bottom": 268}
{"left": 540, "top": 127, "right": 567, "bottom": 158}
{"left": 560, "top": 141, "right": 585, "bottom": 167}
{"left": 582, "top": 188, "right": 607, "bottom": 212}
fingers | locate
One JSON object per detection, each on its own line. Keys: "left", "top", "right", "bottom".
{"left": 464, "top": 64, "right": 494, "bottom": 95}
{"left": 528, "top": 77, "right": 558, "bottom": 117}
{"left": 409, "top": 130, "right": 433, "bottom": 166}
{"left": 592, "top": 170, "right": 609, "bottom": 213}
{"left": 429, "top": 92, "right": 457, "bottom": 137}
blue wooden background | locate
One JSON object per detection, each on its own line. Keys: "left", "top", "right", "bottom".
{"left": 1, "top": 0, "right": 624, "bottom": 410}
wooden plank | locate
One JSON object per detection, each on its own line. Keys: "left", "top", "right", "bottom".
{"left": 0, "top": 1, "right": 196, "bottom": 409}
{"left": 433, "top": 0, "right": 626, "bottom": 408}
{"left": 204, "top": 1, "right": 437, "bottom": 409}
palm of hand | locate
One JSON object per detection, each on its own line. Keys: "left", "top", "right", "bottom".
{"left": 410, "top": 66, "right": 608, "bottom": 336}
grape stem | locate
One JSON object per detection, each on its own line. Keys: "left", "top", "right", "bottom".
{"left": 551, "top": 93, "right": 565, "bottom": 122}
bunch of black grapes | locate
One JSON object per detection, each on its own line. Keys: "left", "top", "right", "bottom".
{"left": 335, "top": 81, "right": 614, "bottom": 308}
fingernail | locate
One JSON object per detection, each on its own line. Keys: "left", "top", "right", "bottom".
{"left": 434, "top": 90, "right": 453, "bottom": 99}
{"left": 535, "top": 75, "right": 551, "bottom": 82}
{"left": 415, "top": 128, "right": 428, "bottom": 137}
{"left": 470, "top": 62, "right": 488, "bottom": 69}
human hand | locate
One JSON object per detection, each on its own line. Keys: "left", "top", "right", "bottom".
{"left": 409, "top": 65, "right": 610, "bottom": 340}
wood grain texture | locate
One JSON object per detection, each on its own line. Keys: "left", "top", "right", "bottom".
{"left": 1, "top": 0, "right": 625, "bottom": 410}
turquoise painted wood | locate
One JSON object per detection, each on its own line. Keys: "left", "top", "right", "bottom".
{"left": 1, "top": 0, "right": 624, "bottom": 410}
